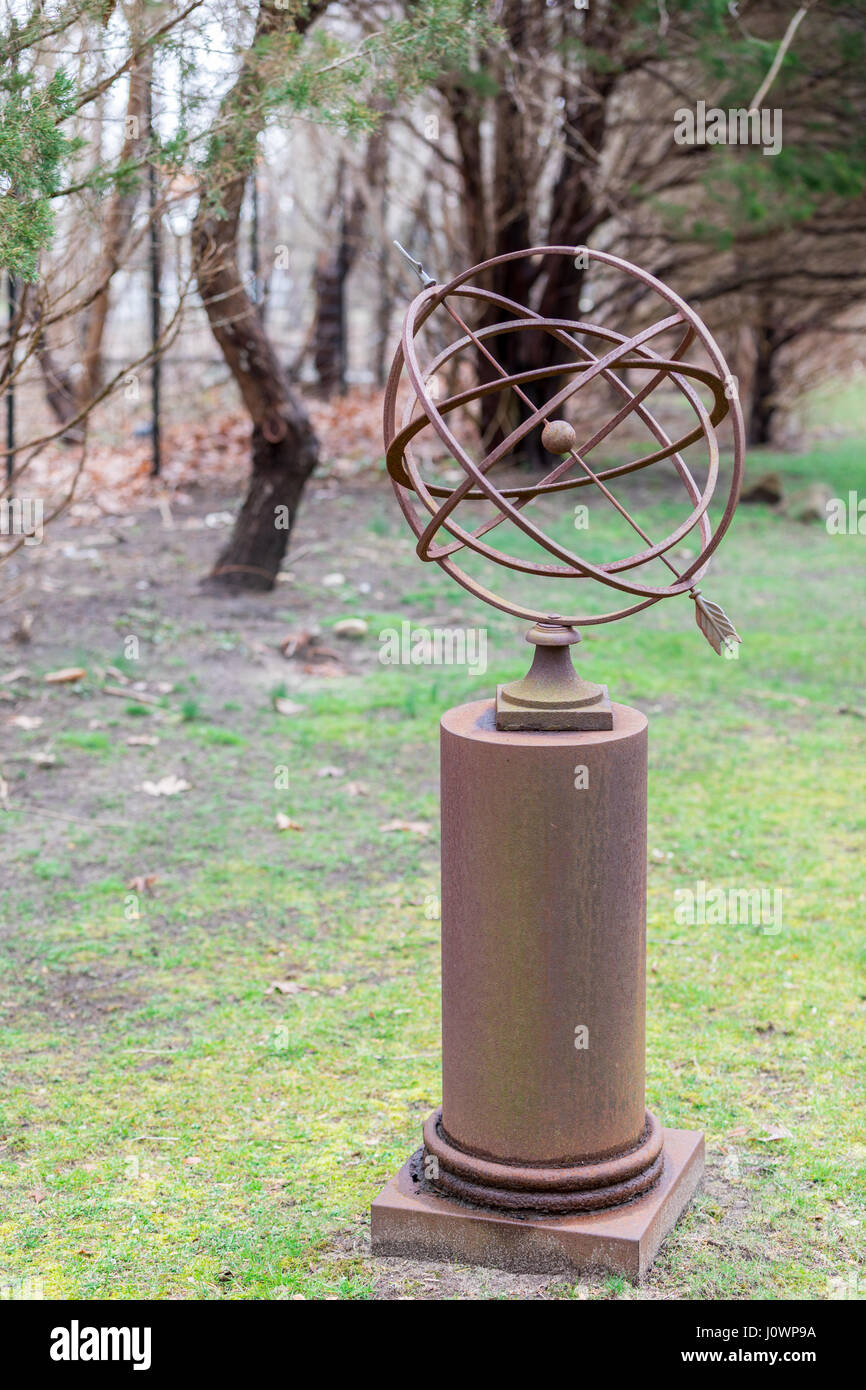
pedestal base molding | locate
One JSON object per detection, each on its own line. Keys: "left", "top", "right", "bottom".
{"left": 421, "top": 1108, "right": 664, "bottom": 1214}
{"left": 371, "top": 1128, "right": 704, "bottom": 1282}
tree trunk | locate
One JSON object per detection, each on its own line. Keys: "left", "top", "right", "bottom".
{"left": 441, "top": 0, "right": 622, "bottom": 468}
{"left": 373, "top": 124, "right": 395, "bottom": 388}
{"left": 79, "top": 44, "right": 153, "bottom": 405}
{"left": 33, "top": 326, "right": 83, "bottom": 442}
{"left": 194, "top": 190, "right": 320, "bottom": 589}
{"left": 192, "top": 0, "right": 326, "bottom": 591}
{"left": 311, "top": 123, "right": 385, "bottom": 394}
{"left": 748, "top": 318, "right": 778, "bottom": 446}
{"left": 311, "top": 161, "right": 350, "bottom": 395}
{"left": 210, "top": 423, "right": 317, "bottom": 589}
{"left": 35, "top": 34, "right": 153, "bottom": 434}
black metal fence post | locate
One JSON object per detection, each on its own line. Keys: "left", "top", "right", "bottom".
{"left": 148, "top": 82, "right": 161, "bottom": 478}
{"left": 4, "top": 272, "right": 16, "bottom": 485}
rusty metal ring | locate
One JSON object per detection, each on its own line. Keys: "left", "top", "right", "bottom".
{"left": 384, "top": 244, "right": 745, "bottom": 627}
{"left": 420, "top": 1149, "right": 665, "bottom": 1214}
{"left": 396, "top": 305, "right": 718, "bottom": 596}
{"left": 393, "top": 337, "right": 720, "bottom": 579}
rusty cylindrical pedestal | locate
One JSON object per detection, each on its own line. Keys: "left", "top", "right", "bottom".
{"left": 421, "top": 697, "right": 662, "bottom": 1214}
{"left": 371, "top": 694, "right": 705, "bottom": 1275}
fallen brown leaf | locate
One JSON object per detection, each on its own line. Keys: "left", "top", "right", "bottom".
{"left": 127, "top": 875, "right": 158, "bottom": 895}
{"left": 44, "top": 667, "right": 87, "bottom": 685}
{"left": 302, "top": 661, "right": 347, "bottom": 678}
{"left": 274, "top": 698, "right": 306, "bottom": 717}
{"left": 379, "top": 819, "right": 431, "bottom": 836}
{"left": 756, "top": 1124, "right": 793, "bottom": 1142}
{"left": 280, "top": 630, "right": 341, "bottom": 665}
{"left": 279, "top": 629, "right": 317, "bottom": 660}
{"left": 104, "top": 685, "right": 163, "bottom": 706}
{"left": 28, "top": 749, "right": 56, "bottom": 767}
{"left": 333, "top": 618, "right": 368, "bottom": 640}
{"left": 141, "top": 776, "right": 190, "bottom": 797}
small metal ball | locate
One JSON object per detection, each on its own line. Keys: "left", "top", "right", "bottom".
{"left": 541, "top": 419, "right": 577, "bottom": 455}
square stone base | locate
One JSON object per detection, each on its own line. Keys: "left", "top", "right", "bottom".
{"left": 371, "top": 1128, "right": 704, "bottom": 1283}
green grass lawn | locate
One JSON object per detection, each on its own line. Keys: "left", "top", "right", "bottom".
{"left": 0, "top": 433, "right": 864, "bottom": 1300}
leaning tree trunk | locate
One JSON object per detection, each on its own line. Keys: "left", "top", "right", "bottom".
{"left": 193, "top": 202, "right": 320, "bottom": 589}
{"left": 192, "top": 0, "right": 325, "bottom": 590}
{"left": 214, "top": 420, "right": 318, "bottom": 588}
{"left": 33, "top": 326, "right": 83, "bottom": 443}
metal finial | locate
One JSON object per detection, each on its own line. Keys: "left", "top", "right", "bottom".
{"left": 393, "top": 240, "right": 437, "bottom": 290}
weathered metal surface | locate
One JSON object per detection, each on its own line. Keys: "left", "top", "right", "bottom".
{"left": 383, "top": 245, "right": 745, "bottom": 635}
{"left": 424, "top": 697, "right": 652, "bottom": 1211}
{"left": 540, "top": 418, "right": 577, "bottom": 455}
{"left": 370, "top": 245, "right": 724, "bottom": 1271}
{"left": 371, "top": 1130, "right": 705, "bottom": 1282}
{"left": 422, "top": 1111, "right": 663, "bottom": 1213}
{"left": 495, "top": 620, "right": 612, "bottom": 731}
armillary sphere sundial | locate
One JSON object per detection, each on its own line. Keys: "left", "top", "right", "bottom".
{"left": 384, "top": 242, "right": 744, "bottom": 728}
{"left": 372, "top": 244, "right": 745, "bottom": 1281}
